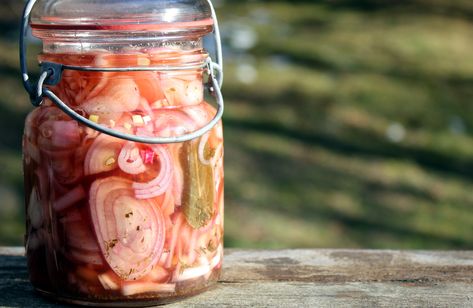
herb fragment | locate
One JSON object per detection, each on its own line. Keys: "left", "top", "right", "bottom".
{"left": 104, "top": 238, "right": 118, "bottom": 256}
{"left": 207, "top": 239, "right": 217, "bottom": 252}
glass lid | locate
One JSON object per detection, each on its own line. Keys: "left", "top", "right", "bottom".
{"left": 30, "top": 0, "right": 213, "bottom": 31}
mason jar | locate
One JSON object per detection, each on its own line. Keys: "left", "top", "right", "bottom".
{"left": 20, "top": 0, "right": 224, "bottom": 305}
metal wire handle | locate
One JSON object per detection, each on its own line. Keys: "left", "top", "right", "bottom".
{"left": 20, "top": 0, "right": 224, "bottom": 144}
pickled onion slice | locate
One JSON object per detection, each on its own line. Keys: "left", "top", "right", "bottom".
{"left": 167, "top": 144, "right": 184, "bottom": 206}
{"left": 98, "top": 271, "right": 120, "bottom": 290}
{"left": 53, "top": 185, "right": 86, "bottom": 212}
{"left": 202, "top": 102, "right": 221, "bottom": 130}
{"left": 121, "top": 282, "right": 175, "bottom": 296}
{"left": 61, "top": 69, "right": 108, "bottom": 105}
{"left": 40, "top": 148, "right": 75, "bottom": 160}
{"left": 138, "top": 97, "right": 153, "bottom": 115}
{"left": 83, "top": 75, "right": 109, "bottom": 102}
{"left": 160, "top": 189, "right": 175, "bottom": 217}
{"left": 35, "top": 168, "right": 49, "bottom": 201}
{"left": 27, "top": 229, "right": 45, "bottom": 251}
{"left": 68, "top": 249, "right": 104, "bottom": 266}
{"left": 76, "top": 266, "right": 100, "bottom": 284}
{"left": 59, "top": 208, "right": 83, "bottom": 224}
{"left": 131, "top": 72, "right": 165, "bottom": 104}
{"left": 165, "top": 213, "right": 185, "bottom": 269}
{"left": 80, "top": 79, "right": 140, "bottom": 121}
{"left": 51, "top": 121, "right": 80, "bottom": 148}
{"left": 184, "top": 103, "right": 211, "bottom": 128}
{"left": 209, "top": 245, "right": 223, "bottom": 270}
{"left": 24, "top": 139, "right": 41, "bottom": 165}
{"left": 186, "top": 228, "right": 199, "bottom": 265}
{"left": 66, "top": 221, "right": 100, "bottom": 252}
{"left": 153, "top": 109, "right": 197, "bottom": 137}
{"left": 147, "top": 266, "right": 169, "bottom": 282}
{"left": 28, "top": 187, "right": 43, "bottom": 229}
{"left": 84, "top": 134, "right": 124, "bottom": 175}
{"left": 159, "top": 74, "right": 203, "bottom": 106}
{"left": 118, "top": 142, "right": 146, "bottom": 175}
{"left": 89, "top": 177, "right": 165, "bottom": 281}
{"left": 38, "top": 120, "right": 81, "bottom": 151}
{"left": 133, "top": 145, "right": 173, "bottom": 199}
{"left": 177, "top": 263, "right": 210, "bottom": 282}
{"left": 198, "top": 133, "right": 212, "bottom": 165}
{"left": 182, "top": 79, "right": 204, "bottom": 105}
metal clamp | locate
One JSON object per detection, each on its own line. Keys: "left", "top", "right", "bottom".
{"left": 206, "top": 0, "right": 224, "bottom": 87}
{"left": 20, "top": 0, "right": 224, "bottom": 144}
{"left": 20, "top": 0, "right": 39, "bottom": 106}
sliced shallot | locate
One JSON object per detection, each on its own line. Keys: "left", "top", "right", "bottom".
{"left": 147, "top": 266, "right": 169, "bottom": 282}
{"left": 132, "top": 72, "right": 165, "bottom": 104}
{"left": 154, "top": 109, "right": 197, "bottom": 138}
{"left": 159, "top": 74, "right": 203, "bottom": 106}
{"left": 59, "top": 208, "right": 83, "bottom": 224}
{"left": 121, "top": 282, "right": 175, "bottom": 296}
{"left": 98, "top": 271, "right": 121, "bottom": 290}
{"left": 184, "top": 103, "right": 211, "bottom": 128}
{"left": 80, "top": 79, "right": 141, "bottom": 121}
{"left": 198, "top": 132, "right": 212, "bottom": 165}
{"left": 26, "top": 229, "right": 46, "bottom": 251}
{"left": 38, "top": 120, "right": 81, "bottom": 150}
{"left": 133, "top": 145, "right": 173, "bottom": 199}
{"left": 53, "top": 185, "right": 86, "bottom": 212}
{"left": 68, "top": 249, "right": 104, "bottom": 266}
{"left": 118, "top": 142, "right": 146, "bottom": 175}
{"left": 84, "top": 133, "right": 124, "bottom": 175}
{"left": 165, "top": 213, "right": 185, "bottom": 269}
{"left": 177, "top": 263, "right": 210, "bottom": 282}
{"left": 24, "top": 139, "right": 41, "bottom": 164}
{"left": 169, "top": 144, "right": 184, "bottom": 206}
{"left": 28, "top": 187, "right": 44, "bottom": 229}
{"left": 89, "top": 177, "right": 166, "bottom": 281}
{"left": 66, "top": 221, "right": 100, "bottom": 252}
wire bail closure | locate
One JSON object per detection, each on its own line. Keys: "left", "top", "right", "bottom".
{"left": 20, "top": 0, "right": 224, "bottom": 145}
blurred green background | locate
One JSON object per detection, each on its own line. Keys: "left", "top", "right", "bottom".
{"left": 0, "top": 0, "right": 472, "bottom": 249}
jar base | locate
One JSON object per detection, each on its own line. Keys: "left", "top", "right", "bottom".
{"left": 34, "top": 283, "right": 217, "bottom": 307}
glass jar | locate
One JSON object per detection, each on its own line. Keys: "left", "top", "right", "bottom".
{"left": 20, "top": 0, "right": 224, "bottom": 306}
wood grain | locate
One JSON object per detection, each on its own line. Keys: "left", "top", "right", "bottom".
{"left": 1, "top": 248, "right": 472, "bottom": 307}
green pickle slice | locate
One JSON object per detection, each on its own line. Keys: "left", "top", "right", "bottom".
{"left": 181, "top": 138, "right": 215, "bottom": 229}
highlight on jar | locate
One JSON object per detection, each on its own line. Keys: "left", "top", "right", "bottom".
{"left": 20, "top": 0, "right": 225, "bottom": 304}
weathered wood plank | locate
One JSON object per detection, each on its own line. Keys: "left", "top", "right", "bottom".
{"left": 172, "top": 282, "right": 473, "bottom": 307}
{"left": 222, "top": 249, "right": 473, "bottom": 283}
{"left": 1, "top": 248, "right": 472, "bottom": 307}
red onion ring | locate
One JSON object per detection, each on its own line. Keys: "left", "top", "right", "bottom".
{"left": 118, "top": 142, "right": 146, "bottom": 175}
{"left": 133, "top": 145, "right": 173, "bottom": 199}
{"left": 84, "top": 133, "right": 124, "bottom": 175}
{"left": 89, "top": 177, "right": 166, "bottom": 281}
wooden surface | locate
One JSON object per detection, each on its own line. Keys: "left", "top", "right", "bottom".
{"left": 1, "top": 248, "right": 473, "bottom": 307}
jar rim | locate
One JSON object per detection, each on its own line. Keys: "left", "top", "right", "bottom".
{"left": 30, "top": 0, "right": 214, "bottom": 36}
{"left": 31, "top": 17, "right": 213, "bottom": 32}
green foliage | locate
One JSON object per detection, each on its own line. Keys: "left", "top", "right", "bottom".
{"left": 220, "top": 0, "right": 473, "bottom": 248}
{"left": 0, "top": 0, "right": 472, "bottom": 248}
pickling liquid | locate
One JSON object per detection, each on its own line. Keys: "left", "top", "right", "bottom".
{"left": 23, "top": 52, "right": 224, "bottom": 306}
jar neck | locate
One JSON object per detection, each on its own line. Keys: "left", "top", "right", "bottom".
{"left": 38, "top": 34, "right": 209, "bottom": 68}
